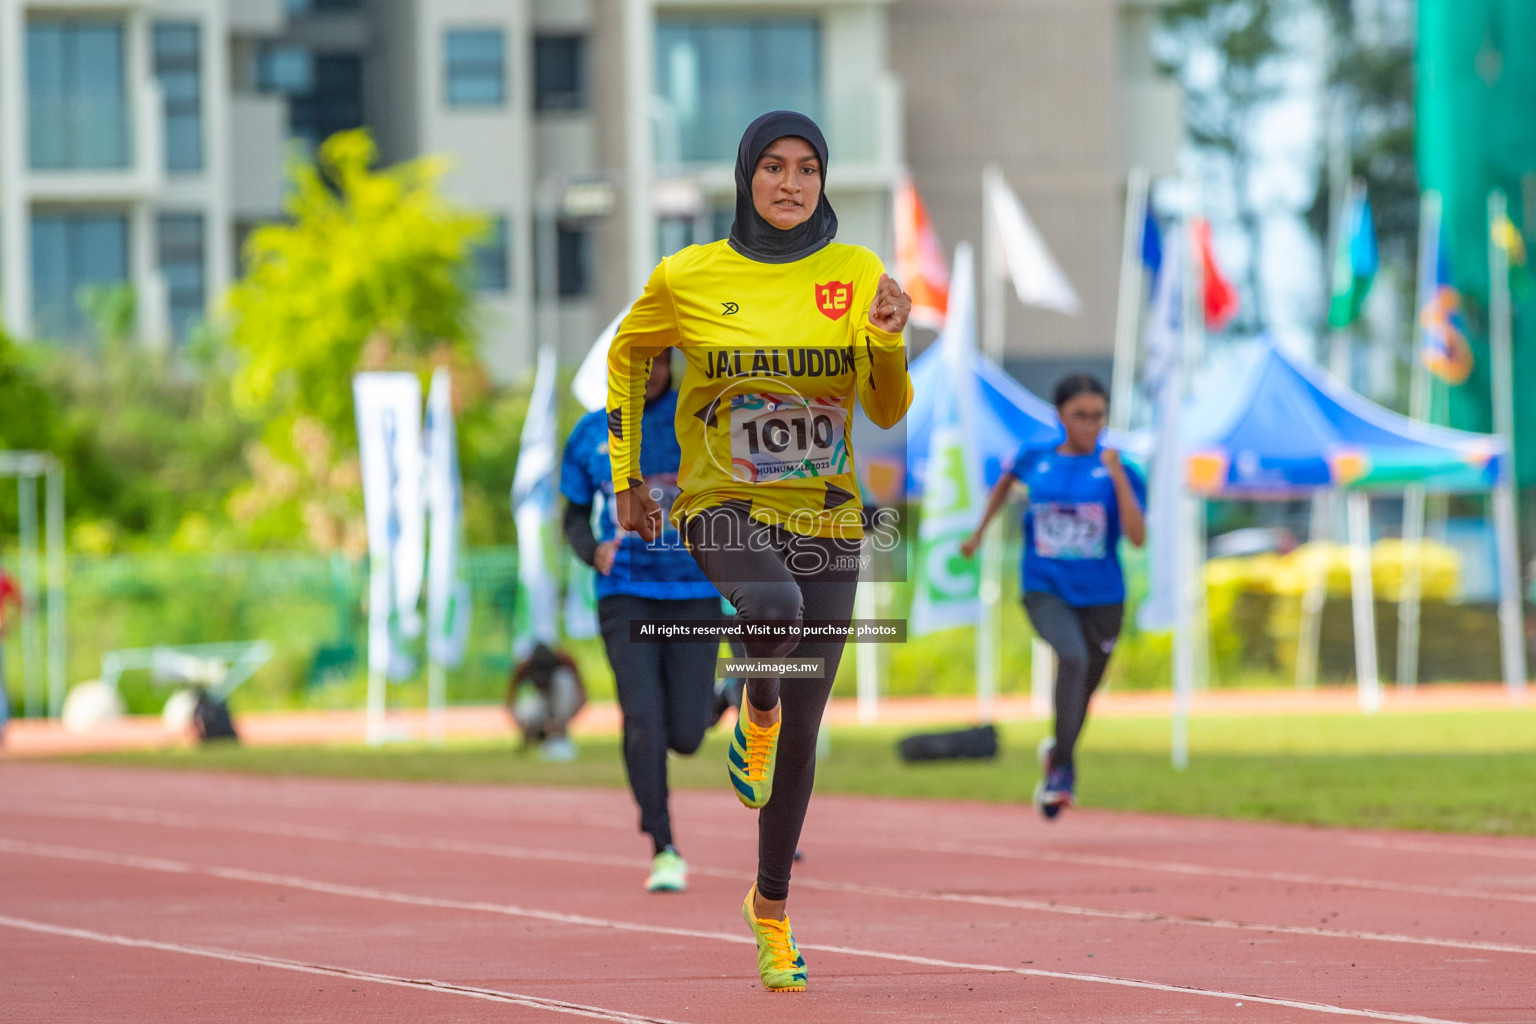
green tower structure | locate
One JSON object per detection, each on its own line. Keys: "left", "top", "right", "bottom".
{"left": 1418, "top": 0, "right": 1536, "bottom": 484}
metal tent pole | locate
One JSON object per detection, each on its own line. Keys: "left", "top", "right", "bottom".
{"left": 1347, "top": 492, "right": 1382, "bottom": 713}
{"left": 45, "top": 458, "right": 65, "bottom": 717}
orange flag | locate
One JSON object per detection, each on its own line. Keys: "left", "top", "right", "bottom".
{"left": 894, "top": 176, "right": 950, "bottom": 330}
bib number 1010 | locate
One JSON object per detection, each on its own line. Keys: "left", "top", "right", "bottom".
{"left": 741, "top": 412, "right": 836, "bottom": 455}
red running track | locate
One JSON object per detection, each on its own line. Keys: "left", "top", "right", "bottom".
{"left": 1, "top": 762, "right": 1533, "bottom": 1023}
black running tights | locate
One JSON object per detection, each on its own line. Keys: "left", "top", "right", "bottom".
{"left": 598, "top": 594, "right": 722, "bottom": 855}
{"left": 684, "top": 504, "right": 860, "bottom": 902}
{"left": 1022, "top": 591, "right": 1124, "bottom": 771}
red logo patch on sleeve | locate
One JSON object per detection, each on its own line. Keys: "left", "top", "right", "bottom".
{"left": 815, "top": 281, "right": 854, "bottom": 321}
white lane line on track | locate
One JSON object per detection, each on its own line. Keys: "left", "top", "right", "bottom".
{"left": 0, "top": 913, "right": 690, "bottom": 1024}
{"left": 0, "top": 837, "right": 1478, "bottom": 1024}
{"left": 1342, "top": 835, "right": 1536, "bottom": 862}
{"left": 887, "top": 837, "right": 1536, "bottom": 905}
{"left": 13, "top": 796, "right": 1535, "bottom": 910}
{"left": 14, "top": 768, "right": 1533, "bottom": 863}
{"left": 12, "top": 799, "right": 1536, "bottom": 921}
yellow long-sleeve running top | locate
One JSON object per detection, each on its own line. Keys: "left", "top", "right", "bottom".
{"left": 606, "top": 239, "right": 913, "bottom": 540}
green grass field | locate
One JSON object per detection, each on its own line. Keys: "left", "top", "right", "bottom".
{"left": 71, "top": 705, "right": 1536, "bottom": 837}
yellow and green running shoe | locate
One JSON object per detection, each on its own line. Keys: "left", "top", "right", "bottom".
{"left": 741, "top": 885, "right": 807, "bottom": 992}
{"left": 727, "top": 708, "right": 780, "bottom": 809}
{"left": 645, "top": 848, "right": 687, "bottom": 893}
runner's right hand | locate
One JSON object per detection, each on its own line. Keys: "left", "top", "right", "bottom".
{"left": 616, "top": 486, "right": 663, "bottom": 542}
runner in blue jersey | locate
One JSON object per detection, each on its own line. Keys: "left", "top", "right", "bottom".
{"left": 962, "top": 374, "right": 1145, "bottom": 819}
{"left": 562, "top": 354, "right": 723, "bottom": 892}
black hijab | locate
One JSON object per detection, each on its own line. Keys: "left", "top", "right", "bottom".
{"left": 727, "top": 110, "right": 838, "bottom": 264}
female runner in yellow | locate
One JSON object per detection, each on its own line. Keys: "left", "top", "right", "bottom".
{"left": 607, "top": 110, "right": 912, "bottom": 992}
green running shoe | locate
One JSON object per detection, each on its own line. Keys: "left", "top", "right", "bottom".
{"left": 741, "top": 886, "right": 806, "bottom": 992}
{"left": 727, "top": 708, "right": 780, "bottom": 809}
{"left": 645, "top": 848, "right": 687, "bottom": 893}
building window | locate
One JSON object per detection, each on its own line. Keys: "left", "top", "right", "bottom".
{"left": 285, "top": 0, "right": 362, "bottom": 14}
{"left": 473, "top": 216, "right": 510, "bottom": 293}
{"left": 557, "top": 225, "right": 591, "bottom": 298}
{"left": 30, "top": 211, "right": 130, "bottom": 342}
{"left": 27, "top": 20, "right": 130, "bottom": 171}
{"left": 158, "top": 213, "right": 205, "bottom": 346}
{"left": 154, "top": 23, "right": 203, "bottom": 173}
{"left": 445, "top": 30, "right": 505, "bottom": 108}
{"left": 654, "top": 18, "right": 821, "bottom": 163}
{"left": 256, "top": 44, "right": 313, "bottom": 94}
{"left": 534, "top": 35, "right": 587, "bottom": 112}
{"left": 259, "top": 46, "right": 364, "bottom": 152}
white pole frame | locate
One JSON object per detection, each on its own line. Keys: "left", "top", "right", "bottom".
{"left": 1030, "top": 637, "right": 1053, "bottom": 720}
{"left": 0, "top": 452, "right": 66, "bottom": 718}
{"left": 1488, "top": 190, "right": 1528, "bottom": 698}
{"left": 854, "top": 538, "right": 880, "bottom": 725}
{"left": 1347, "top": 491, "right": 1382, "bottom": 712}
{"left": 1110, "top": 167, "right": 1151, "bottom": 433}
{"left": 1171, "top": 207, "right": 1202, "bottom": 772}
{"left": 1296, "top": 492, "right": 1331, "bottom": 690}
{"left": 977, "top": 165, "right": 1007, "bottom": 723}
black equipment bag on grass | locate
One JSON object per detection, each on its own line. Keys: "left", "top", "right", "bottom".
{"left": 896, "top": 723, "right": 997, "bottom": 762}
{"left": 192, "top": 688, "right": 239, "bottom": 743}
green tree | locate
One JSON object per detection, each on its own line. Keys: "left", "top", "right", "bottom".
{"left": 1159, "top": 0, "right": 1294, "bottom": 332}
{"left": 1309, "top": 0, "right": 1417, "bottom": 269}
{"left": 0, "top": 329, "right": 55, "bottom": 453}
{"left": 225, "top": 129, "right": 490, "bottom": 551}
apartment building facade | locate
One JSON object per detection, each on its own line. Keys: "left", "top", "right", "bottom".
{"left": 0, "top": 0, "right": 1171, "bottom": 385}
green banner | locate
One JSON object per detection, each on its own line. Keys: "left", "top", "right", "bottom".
{"left": 1417, "top": 0, "right": 1536, "bottom": 483}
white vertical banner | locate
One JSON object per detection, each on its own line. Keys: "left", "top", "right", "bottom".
{"left": 910, "top": 243, "right": 985, "bottom": 636}
{"left": 425, "top": 368, "right": 471, "bottom": 669}
{"left": 564, "top": 552, "right": 600, "bottom": 640}
{"left": 354, "top": 372, "right": 425, "bottom": 681}
{"left": 572, "top": 308, "right": 629, "bottom": 412}
{"left": 511, "top": 344, "right": 561, "bottom": 656}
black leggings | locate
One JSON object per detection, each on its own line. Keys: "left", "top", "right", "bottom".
{"left": 685, "top": 503, "right": 860, "bottom": 902}
{"left": 598, "top": 594, "right": 722, "bottom": 855}
{"left": 1022, "top": 591, "right": 1124, "bottom": 771}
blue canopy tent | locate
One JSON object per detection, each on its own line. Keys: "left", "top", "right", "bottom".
{"left": 1183, "top": 344, "right": 1505, "bottom": 497}
{"left": 854, "top": 342, "right": 1147, "bottom": 502}
{"left": 1176, "top": 343, "right": 1520, "bottom": 703}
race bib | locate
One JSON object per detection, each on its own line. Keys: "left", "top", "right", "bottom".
{"left": 728, "top": 393, "right": 849, "bottom": 483}
{"left": 1033, "top": 502, "right": 1108, "bottom": 560}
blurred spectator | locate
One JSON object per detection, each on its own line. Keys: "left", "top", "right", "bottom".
{"left": 507, "top": 643, "right": 587, "bottom": 760}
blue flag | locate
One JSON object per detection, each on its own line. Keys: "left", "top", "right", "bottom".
{"left": 1141, "top": 207, "right": 1163, "bottom": 281}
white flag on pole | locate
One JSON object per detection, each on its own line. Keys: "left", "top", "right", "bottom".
{"left": 1138, "top": 228, "right": 1186, "bottom": 632}
{"left": 511, "top": 344, "right": 561, "bottom": 655}
{"left": 425, "top": 368, "right": 471, "bottom": 668}
{"left": 910, "top": 243, "right": 985, "bottom": 636}
{"left": 984, "top": 166, "right": 1082, "bottom": 315}
{"left": 572, "top": 309, "right": 630, "bottom": 412}
{"left": 354, "top": 372, "right": 425, "bottom": 679}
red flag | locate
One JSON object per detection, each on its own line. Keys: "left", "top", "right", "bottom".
{"left": 894, "top": 176, "right": 950, "bottom": 330}
{"left": 1193, "top": 218, "right": 1240, "bottom": 331}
